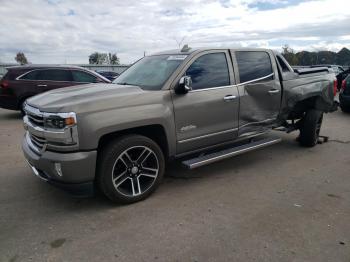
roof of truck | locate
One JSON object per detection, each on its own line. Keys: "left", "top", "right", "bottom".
{"left": 152, "top": 47, "right": 272, "bottom": 56}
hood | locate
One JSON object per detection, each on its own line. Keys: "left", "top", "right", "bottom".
{"left": 27, "top": 83, "right": 145, "bottom": 113}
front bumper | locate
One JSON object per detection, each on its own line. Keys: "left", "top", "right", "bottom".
{"left": 22, "top": 133, "right": 97, "bottom": 196}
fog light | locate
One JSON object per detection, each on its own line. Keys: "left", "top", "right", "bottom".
{"left": 54, "top": 163, "right": 63, "bottom": 177}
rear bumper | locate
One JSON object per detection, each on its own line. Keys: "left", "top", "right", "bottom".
{"left": 22, "top": 134, "right": 97, "bottom": 197}
{"left": 0, "top": 95, "right": 19, "bottom": 110}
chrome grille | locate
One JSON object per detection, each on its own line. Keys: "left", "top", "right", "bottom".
{"left": 30, "top": 133, "right": 46, "bottom": 151}
{"left": 27, "top": 112, "right": 44, "bottom": 127}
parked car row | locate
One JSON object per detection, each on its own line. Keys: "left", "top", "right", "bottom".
{"left": 95, "top": 70, "right": 120, "bottom": 81}
{"left": 340, "top": 74, "right": 350, "bottom": 112}
{"left": 0, "top": 65, "right": 110, "bottom": 114}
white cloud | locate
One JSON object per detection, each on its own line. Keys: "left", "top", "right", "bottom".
{"left": 0, "top": 0, "right": 349, "bottom": 64}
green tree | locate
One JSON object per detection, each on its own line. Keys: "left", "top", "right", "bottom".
{"left": 15, "top": 52, "right": 29, "bottom": 65}
{"left": 89, "top": 52, "right": 108, "bottom": 64}
{"left": 336, "top": 47, "right": 350, "bottom": 65}
{"left": 89, "top": 52, "right": 120, "bottom": 65}
{"left": 108, "top": 53, "right": 120, "bottom": 65}
{"left": 281, "top": 45, "right": 298, "bottom": 65}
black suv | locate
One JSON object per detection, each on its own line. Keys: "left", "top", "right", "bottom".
{"left": 0, "top": 65, "right": 110, "bottom": 113}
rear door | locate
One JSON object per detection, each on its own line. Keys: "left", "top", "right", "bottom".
{"left": 15, "top": 69, "right": 42, "bottom": 98}
{"left": 231, "top": 50, "right": 282, "bottom": 135}
{"left": 171, "top": 50, "right": 239, "bottom": 154}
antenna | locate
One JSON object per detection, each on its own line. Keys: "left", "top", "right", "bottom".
{"left": 174, "top": 36, "right": 186, "bottom": 49}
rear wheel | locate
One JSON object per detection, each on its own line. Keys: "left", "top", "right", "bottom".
{"left": 97, "top": 135, "right": 165, "bottom": 204}
{"left": 299, "top": 109, "right": 323, "bottom": 147}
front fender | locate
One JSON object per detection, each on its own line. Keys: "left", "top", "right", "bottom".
{"left": 77, "top": 103, "right": 176, "bottom": 156}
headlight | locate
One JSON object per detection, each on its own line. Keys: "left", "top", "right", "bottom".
{"left": 43, "top": 112, "right": 77, "bottom": 130}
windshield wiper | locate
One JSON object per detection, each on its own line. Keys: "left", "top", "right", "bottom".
{"left": 116, "top": 82, "right": 136, "bottom": 86}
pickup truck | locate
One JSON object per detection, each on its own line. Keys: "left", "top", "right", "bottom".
{"left": 22, "top": 47, "right": 337, "bottom": 204}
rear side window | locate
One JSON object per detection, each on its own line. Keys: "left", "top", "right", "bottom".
{"left": 236, "top": 51, "right": 273, "bottom": 83}
{"left": 72, "top": 70, "right": 98, "bottom": 83}
{"left": 186, "top": 52, "right": 230, "bottom": 90}
{"left": 276, "top": 55, "right": 290, "bottom": 72}
{"left": 4, "top": 69, "right": 27, "bottom": 80}
{"left": 36, "top": 69, "right": 72, "bottom": 81}
{"left": 19, "top": 70, "right": 39, "bottom": 80}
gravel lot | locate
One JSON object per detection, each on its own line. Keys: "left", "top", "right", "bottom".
{"left": 0, "top": 108, "right": 349, "bottom": 262}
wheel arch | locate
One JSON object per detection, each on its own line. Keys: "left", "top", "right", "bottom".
{"left": 97, "top": 124, "right": 170, "bottom": 160}
{"left": 288, "top": 96, "right": 327, "bottom": 119}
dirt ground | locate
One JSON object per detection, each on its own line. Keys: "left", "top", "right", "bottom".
{"left": 0, "top": 108, "right": 349, "bottom": 262}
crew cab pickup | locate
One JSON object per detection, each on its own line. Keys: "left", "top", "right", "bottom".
{"left": 22, "top": 47, "right": 337, "bottom": 203}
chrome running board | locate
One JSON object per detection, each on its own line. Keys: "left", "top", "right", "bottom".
{"left": 182, "top": 137, "right": 282, "bottom": 169}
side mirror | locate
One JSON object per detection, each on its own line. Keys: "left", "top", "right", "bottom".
{"left": 175, "top": 76, "right": 192, "bottom": 94}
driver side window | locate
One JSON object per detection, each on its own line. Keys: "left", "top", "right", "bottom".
{"left": 186, "top": 53, "right": 230, "bottom": 90}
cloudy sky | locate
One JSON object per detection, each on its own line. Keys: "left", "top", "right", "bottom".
{"left": 0, "top": 0, "right": 349, "bottom": 64}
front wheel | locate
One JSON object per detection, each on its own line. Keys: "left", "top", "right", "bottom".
{"left": 97, "top": 135, "right": 165, "bottom": 204}
{"left": 299, "top": 109, "right": 323, "bottom": 147}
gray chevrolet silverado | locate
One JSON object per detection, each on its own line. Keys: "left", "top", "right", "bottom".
{"left": 22, "top": 47, "right": 337, "bottom": 203}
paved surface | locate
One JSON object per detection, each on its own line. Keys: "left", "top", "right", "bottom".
{"left": 0, "top": 108, "right": 349, "bottom": 262}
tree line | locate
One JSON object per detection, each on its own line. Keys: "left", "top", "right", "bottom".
{"left": 10, "top": 46, "right": 350, "bottom": 66}
{"left": 282, "top": 45, "right": 350, "bottom": 66}
{"left": 12, "top": 51, "right": 121, "bottom": 65}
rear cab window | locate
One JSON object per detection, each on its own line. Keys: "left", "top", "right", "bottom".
{"left": 276, "top": 55, "right": 291, "bottom": 72}
{"left": 235, "top": 51, "right": 273, "bottom": 83}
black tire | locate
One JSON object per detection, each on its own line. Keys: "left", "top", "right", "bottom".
{"left": 97, "top": 135, "right": 165, "bottom": 204}
{"left": 299, "top": 109, "right": 323, "bottom": 147}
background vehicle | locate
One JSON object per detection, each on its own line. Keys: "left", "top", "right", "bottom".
{"left": 0, "top": 65, "right": 110, "bottom": 113}
{"left": 95, "top": 70, "right": 120, "bottom": 81}
{"left": 311, "top": 64, "right": 344, "bottom": 75}
{"left": 340, "top": 75, "right": 350, "bottom": 112}
{"left": 22, "top": 48, "right": 337, "bottom": 204}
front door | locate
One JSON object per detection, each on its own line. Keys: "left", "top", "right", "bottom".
{"left": 171, "top": 51, "right": 239, "bottom": 154}
{"left": 231, "top": 50, "right": 282, "bottom": 136}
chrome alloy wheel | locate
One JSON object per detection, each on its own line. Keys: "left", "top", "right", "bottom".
{"left": 111, "top": 146, "right": 159, "bottom": 197}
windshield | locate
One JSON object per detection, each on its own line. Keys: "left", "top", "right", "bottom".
{"left": 113, "top": 54, "right": 186, "bottom": 90}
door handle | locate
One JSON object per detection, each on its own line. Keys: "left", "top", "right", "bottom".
{"left": 268, "top": 89, "right": 280, "bottom": 94}
{"left": 224, "top": 95, "right": 237, "bottom": 102}
{"left": 37, "top": 84, "right": 47, "bottom": 87}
